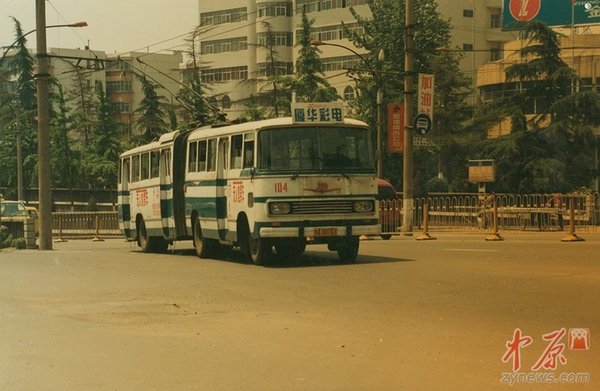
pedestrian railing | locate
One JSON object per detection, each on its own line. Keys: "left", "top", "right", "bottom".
{"left": 52, "top": 212, "right": 122, "bottom": 239}
{"left": 380, "top": 192, "right": 599, "bottom": 235}
{"left": 42, "top": 193, "right": 599, "bottom": 239}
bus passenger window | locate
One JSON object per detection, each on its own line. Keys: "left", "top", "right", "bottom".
{"left": 141, "top": 152, "right": 150, "bottom": 180}
{"left": 198, "top": 140, "right": 207, "bottom": 171}
{"left": 207, "top": 139, "right": 217, "bottom": 172}
{"left": 230, "top": 135, "right": 243, "bottom": 169}
{"left": 132, "top": 155, "right": 140, "bottom": 182}
{"left": 151, "top": 151, "right": 160, "bottom": 178}
{"left": 244, "top": 140, "right": 254, "bottom": 168}
{"left": 188, "top": 142, "right": 198, "bottom": 172}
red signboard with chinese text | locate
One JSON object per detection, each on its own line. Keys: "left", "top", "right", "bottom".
{"left": 388, "top": 103, "right": 404, "bottom": 153}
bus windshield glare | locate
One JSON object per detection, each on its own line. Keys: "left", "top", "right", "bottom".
{"left": 258, "top": 126, "right": 374, "bottom": 171}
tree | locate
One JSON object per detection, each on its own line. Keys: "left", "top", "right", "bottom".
{"left": 80, "top": 81, "right": 122, "bottom": 189}
{"left": 240, "top": 21, "right": 292, "bottom": 118}
{"left": 133, "top": 75, "right": 168, "bottom": 144}
{"left": 50, "top": 83, "right": 79, "bottom": 189}
{"left": 277, "top": 9, "right": 339, "bottom": 103}
{"left": 344, "top": 0, "right": 453, "bottom": 190}
{"left": 0, "top": 17, "right": 39, "bottom": 195}
{"left": 482, "top": 21, "right": 600, "bottom": 192}
{"left": 180, "top": 26, "right": 221, "bottom": 126}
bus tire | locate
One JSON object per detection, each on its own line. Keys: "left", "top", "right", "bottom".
{"left": 337, "top": 237, "right": 359, "bottom": 263}
{"left": 193, "top": 218, "right": 212, "bottom": 258}
{"left": 275, "top": 238, "right": 306, "bottom": 258}
{"left": 249, "top": 236, "right": 272, "bottom": 265}
{"left": 138, "top": 218, "right": 167, "bottom": 253}
{"left": 381, "top": 234, "right": 392, "bottom": 240}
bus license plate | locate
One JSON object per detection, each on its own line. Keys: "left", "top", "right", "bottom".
{"left": 314, "top": 228, "right": 337, "bottom": 237}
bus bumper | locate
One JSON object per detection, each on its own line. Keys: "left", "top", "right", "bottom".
{"left": 259, "top": 224, "right": 380, "bottom": 238}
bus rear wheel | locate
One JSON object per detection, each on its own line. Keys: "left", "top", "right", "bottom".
{"left": 193, "top": 218, "right": 213, "bottom": 258}
{"left": 138, "top": 218, "right": 168, "bottom": 253}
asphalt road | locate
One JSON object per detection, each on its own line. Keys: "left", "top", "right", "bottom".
{"left": 1, "top": 232, "right": 598, "bottom": 390}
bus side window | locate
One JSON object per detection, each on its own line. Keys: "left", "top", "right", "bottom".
{"left": 132, "top": 155, "right": 140, "bottom": 182}
{"left": 141, "top": 152, "right": 150, "bottom": 180}
{"left": 151, "top": 150, "right": 160, "bottom": 178}
{"left": 198, "top": 140, "right": 207, "bottom": 171}
{"left": 188, "top": 141, "right": 198, "bottom": 172}
{"left": 244, "top": 140, "right": 254, "bottom": 168}
{"left": 161, "top": 148, "right": 171, "bottom": 178}
{"left": 230, "top": 135, "right": 243, "bottom": 169}
{"left": 207, "top": 138, "right": 217, "bottom": 172}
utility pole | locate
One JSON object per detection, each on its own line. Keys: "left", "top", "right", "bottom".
{"left": 16, "top": 99, "right": 23, "bottom": 201}
{"left": 36, "top": 0, "right": 53, "bottom": 250}
{"left": 402, "top": 0, "right": 415, "bottom": 233}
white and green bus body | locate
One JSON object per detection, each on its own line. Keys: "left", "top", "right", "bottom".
{"left": 118, "top": 117, "right": 380, "bottom": 264}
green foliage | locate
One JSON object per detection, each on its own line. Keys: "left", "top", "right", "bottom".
{"left": 11, "top": 237, "right": 26, "bottom": 249}
{"left": 134, "top": 75, "right": 168, "bottom": 144}
{"left": 277, "top": 10, "right": 339, "bottom": 103}
{"left": 483, "top": 21, "right": 599, "bottom": 192}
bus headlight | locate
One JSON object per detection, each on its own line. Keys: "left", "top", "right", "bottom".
{"left": 269, "top": 202, "right": 291, "bottom": 214}
{"left": 353, "top": 201, "right": 374, "bottom": 212}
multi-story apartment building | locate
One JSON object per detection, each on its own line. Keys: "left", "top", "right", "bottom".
{"left": 197, "top": 0, "right": 514, "bottom": 119}
{"left": 1, "top": 47, "right": 183, "bottom": 138}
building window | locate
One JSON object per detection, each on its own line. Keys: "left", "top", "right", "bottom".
{"left": 201, "top": 7, "right": 247, "bottom": 26}
{"left": 343, "top": 86, "right": 355, "bottom": 100}
{"left": 491, "top": 48, "right": 501, "bottom": 61}
{"left": 258, "top": 32, "right": 293, "bottom": 47}
{"left": 257, "top": 2, "right": 292, "bottom": 17}
{"left": 106, "top": 81, "right": 132, "bottom": 92}
{"left": 201, "top": 66, "right": 248, "bottom": 82}
{"left": 257, "top": 62, "right": 293, "bottom": 77}
{"left": 491, "top": 14, "right": 501, "bottom": 28}
{"left": 463, "top": 43, "right": 474, "bottom": 51}
{"left": 463, "top": 9, "right": 474, "bottom": 18}
{"left": 201, "top": 37, "right": 248, "bottom": 55}
{"left": 306, "top": 22, "right": 363, "bottom": 42}
{"left": 111, "top": 102, "right": 131, "bottom": 113}
{"left": 296, "top": 0, "right": 365, "bottom": 13}
{"left": 222, "top": 95, "right": 232, "bottom": 109}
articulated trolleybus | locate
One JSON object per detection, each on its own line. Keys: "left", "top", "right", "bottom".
{"left": 118, "top": 104, "right": 380, "bottom": 264}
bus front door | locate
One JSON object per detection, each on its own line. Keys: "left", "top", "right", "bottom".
{"left": 217, "top": 137, "right": 229, "bottom": 241}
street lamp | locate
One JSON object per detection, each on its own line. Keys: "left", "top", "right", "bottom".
{"left": 35, "top": 0, "right": 87, "bottom": 250}
{"left": 0, "top": 21, "right": 87, "bottom": 65}
{"left": 309, "top": 39, "right": 385, "bottom": 178}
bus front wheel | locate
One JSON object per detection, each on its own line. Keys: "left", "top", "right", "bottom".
{"left": 337, "top": 237, "right": 359, "bottom": 263}
{"left": 249, "top": 236, "right": 272, "bottom": 265}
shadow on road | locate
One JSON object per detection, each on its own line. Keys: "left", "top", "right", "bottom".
{"left": 166, "top": 247, "right": 415, "bottom": 268}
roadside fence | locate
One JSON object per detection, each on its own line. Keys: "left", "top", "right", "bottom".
{"left": 381, "top": 192, "right": 599, "bottom": 235}
{"left": 52, "top": 212, "right": 121, "bottom": 239}
{"left": 40, "top": 192, "right": 599, "bottom": 239}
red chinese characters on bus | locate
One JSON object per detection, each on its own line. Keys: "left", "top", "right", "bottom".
{"left": 136, "top": 189, "right": 149, "bottom": 207}
{"left": 231, "top": 181, "right": 244, "bottom": 203}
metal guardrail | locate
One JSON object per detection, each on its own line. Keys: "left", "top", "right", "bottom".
{"left": 52, "top": 212, "right": 122, "bottom": 239}
{"left": 381, "top": 193, "right": 599, "bottom": 235}
{"left": 15, "top": 192, "right": 595, "bottom": 239}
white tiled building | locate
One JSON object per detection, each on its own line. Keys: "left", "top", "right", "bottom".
{"left": 197, "top": 0, "right": 514, "bottom": 119}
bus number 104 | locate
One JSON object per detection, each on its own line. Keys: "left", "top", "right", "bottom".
{"left": 274, "top": 182, "right": 288, "bottom": 193}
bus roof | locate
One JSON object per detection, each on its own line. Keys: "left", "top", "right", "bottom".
{"left": 120, "top": 117, "right": 370, "bottom": 157}
{"left": 187, "top": 117, "right": 370, "bottom": 142}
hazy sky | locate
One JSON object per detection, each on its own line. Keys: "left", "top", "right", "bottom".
{"left": 1, "top": 0, "right": 200, "bottom": 55}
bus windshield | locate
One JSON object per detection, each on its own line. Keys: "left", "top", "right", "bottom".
{"left": 258, "top": 126, "right": 374, "bottom": 172}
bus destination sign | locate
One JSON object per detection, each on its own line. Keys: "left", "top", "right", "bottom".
{"left": 292, "top": 102, "right": 344, "bottom": 124}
